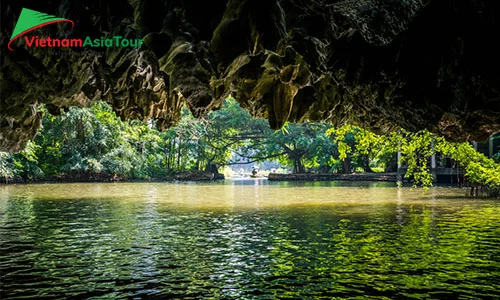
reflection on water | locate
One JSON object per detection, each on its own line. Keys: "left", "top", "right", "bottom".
{"left": 1, "top": 182, "right": 499, "bottom": 299}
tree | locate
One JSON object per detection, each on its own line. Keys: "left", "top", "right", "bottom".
{"left": 327, "top": 125, "right": 393, "bottom": 174}
{"left": 1, "top": 98, "right": 498, "bottom": 195}
{"left": 0, "top": 152, "right": 16, "bottom": 183}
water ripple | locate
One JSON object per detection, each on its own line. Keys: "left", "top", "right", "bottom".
{"left": 1, "top": 183, "right": 500, "bottom": 299}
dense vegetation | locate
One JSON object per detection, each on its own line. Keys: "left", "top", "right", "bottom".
{"left": 0, "top": 99, "right": 499, "bottom": 193}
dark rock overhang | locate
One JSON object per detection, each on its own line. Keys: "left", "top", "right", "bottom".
{"left": 1, "top": 0, "right": 499, "bottom": 152}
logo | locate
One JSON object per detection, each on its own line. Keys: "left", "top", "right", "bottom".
{"left": 8, "top": 8, "right": 143, "bottom": 52}
{"left": 8, "top": 8, "right": 74, "bottom": 51}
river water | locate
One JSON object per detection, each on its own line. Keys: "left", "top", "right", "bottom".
{"left": 1, "top": 180, "right": 499, "bottom": 299}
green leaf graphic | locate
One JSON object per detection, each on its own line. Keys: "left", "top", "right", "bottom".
{"left": 8, "top": 8, "right": 74, "bottom": 51}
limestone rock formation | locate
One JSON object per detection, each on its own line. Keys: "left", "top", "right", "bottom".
{"left": 1, "top": 0, "right": 499, "bottom": 152}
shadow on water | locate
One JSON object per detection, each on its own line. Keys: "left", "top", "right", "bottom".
{"left": 1, "top": 182, "right": 499, "bottom": 299}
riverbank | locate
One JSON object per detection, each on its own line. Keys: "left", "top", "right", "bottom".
{"left": 267, "top": 172, "right": 398, "bottom": 182}
{"left": 0, "top": 171, "right": 225, "bottom": 184}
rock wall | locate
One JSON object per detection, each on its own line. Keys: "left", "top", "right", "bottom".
{"left": 1, "top": 0, "right": 499, "bottom": 152}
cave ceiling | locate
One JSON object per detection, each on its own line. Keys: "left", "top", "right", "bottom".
{"left": 1, "top": 0, "right": 499, "bottom": 152}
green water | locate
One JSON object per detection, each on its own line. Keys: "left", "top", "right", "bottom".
{"left": 1, "top": 181, "right": 499, "bottom": 299}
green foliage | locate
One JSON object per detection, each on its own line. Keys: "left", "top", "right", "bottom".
{"left": 381, "top": 130, "right": 500, "bottom": 191}
{"left": 327, "top": 125, "right": 396, "bottom": 173}
{"left": 397, "top": 130, "right": 435, "bottom": 189}
{"left": 0, "top": 152, "right": 16, "bottom": 183}
{"left": 435, "top": 138, "right": 500, "bottom": 189}
{"left": 0, "top": 141, "right": 44, "bottom": 182}
{"left": 237, "top": 121, "right": 337, "bottom": 173}
{"left": 1, "top": 98, "right": 498, "bottom": 193}
{"left": 328, "top": 126, "right": 500, "bottom": 191}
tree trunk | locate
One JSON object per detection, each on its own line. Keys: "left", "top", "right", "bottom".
{"left": 363, "top": 155, "right": 372, "bottom": 172}
{"left": 177, "top": 139, "right": 181, "bottom": 169}
{"left": 384, "top": 154, "right": 398, "bottom": 172}
{"left": 297, "top": 158, "right": 305, "bottom": 173}
{"left": 342, "top": 156, "right": 351, "bottom": 174}
{"left": 165, "top": 140, "right": 171, "bottom": 170}
{"left": 196, "top": 144, "right": 204, "bottom": 171}
{"left": 291, "top": 152, "right": 305, "bottom": 174}
{"left": 205, "top": 163, "right": 216, "bottom": 173}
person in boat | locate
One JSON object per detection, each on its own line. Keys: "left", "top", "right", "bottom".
{"left": 251, "top": 166, "right": 259, "bottom": 176}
